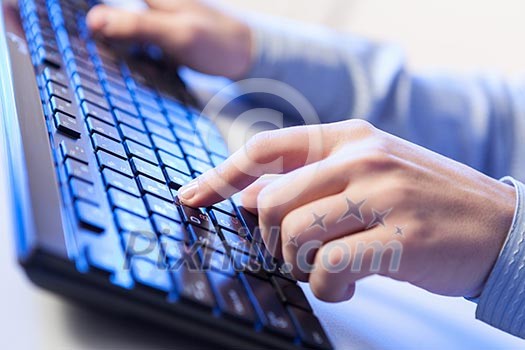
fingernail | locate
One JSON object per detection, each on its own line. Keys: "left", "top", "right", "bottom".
{"left": 179, "top": 180, "right": 198, "bottom": 201}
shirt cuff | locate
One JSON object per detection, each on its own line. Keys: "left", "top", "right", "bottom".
{"left": 475, "top": 176, "right": 525, "bottom": 338}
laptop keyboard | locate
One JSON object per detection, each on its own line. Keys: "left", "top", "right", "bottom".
{"left": 17, "top": 0, "right": 333, "bottom": 348}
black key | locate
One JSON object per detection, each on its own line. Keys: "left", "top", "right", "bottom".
{"left": 36, "top": 45, "right": 61, "bottom": 67}
{"left": 165, "top": 168, "right": 192, "bottom": 189}
{"left": 181, "top": 206, "right": 215, "bottom": 232}
{"left": 221, "top": 229, "right": 257, "bottom": 256}
{"left": 171, "top": 266, "right": 216, "bottom": 309}
{"left": 121, "top": 124, "right": 152, "bottom": 148}
{"left": 131, "top": 258, "right": 171, "bottom": 293}
{"left": 60, "top": 139, "right": 88, "bottom": 164}
{"left": 145, "top": 119, "right": 176, "bottom": 142}
{"left": 97, "top": 150, "right": 133, "bottom": 178}
{"left": 158, "top": 150, "right": 190, "bottom": 174}
{"left": 140, "top": 106, "right": 169, "bottom": 127}
{"left": 111, "top": 97, "right": 139, "bottom": 117}
{"left": 102, "top": 168, "right": 141, "bottom": 197}
{"left": 114, "top": 110, "right": 145, "bottom": 132}
{"left": 108, "top": 188, "right": 148, "bottom": 218}
{"left": 231, "top": 251, "right": 266, "bottom": 278}
{"left": 151, "top": 135, "right": 183, "bottom": 158}
{"left": 152, "top": 214, "right": 188, "bottom": 241}
{"left": 65, "top": 158, "right": 92, "bottom": 183}
{"left": 137, "top": 175, "right": 171, "bottom": 201}
{"left": 144, "top": 194, "right": 180, "bottom": 220}
{"left": 199, "top": 247, "right": 235, "bottom": 276}
{"left": 42, "top": 67, "right": 68, "bottom": 87}
{"left": 189, "top": 225, "right": 225, "bottom": 253}
{"left": 237, "top": 207, "right": 259, "bottom": 240}
{"left": 74, "top": 200, "right": 105, "bottom": 233}
{"left": 92, "top": 133, "right": 127, "bottom": 159}
{"left": 82, "top": 101, "right": 115, "bottom": 126}
{"left": 179, "top": 141, "right": 209, "bottom": 161}
{"left": 242, "top": 275, "right": 297, "bottom": 339}
{"left": 47, "top": 81, "right": 73, "bottom": 102}
{"left": 115, "top": 209, "right": 154, "bottom": 234}
{"left": 186, "top": 156, "right": 213, "bottom": 174}
{"left": 54, "top": 112, "right": 81, "bottom": 138}
{"left": 213, "top": 210, "right": 244, "bottom": 234}
{"left": 87, "top": 117, "right": 120, "bottom": 142}
{"left": 69, "top": 178, "right": 97, "bottom": 205}
{"left": 131, "top": 157, "right": 165, "bottom": 182}
{"left": 287, "top": 306, "right": 332, "bottom": 350}
{"left": 125, "top": 140, "right": 158, "bottom": 165}
{"left": 50, "top": 96, "right": 78, "bottom": 118}
{"left": 272, "top": 276, "right": 312, "bottom": 311}
{"left": 208, "top": 272, "right": 257, "bottom": 324}
{"left": 78, "top": 88, "right": 111, "bottom": 111}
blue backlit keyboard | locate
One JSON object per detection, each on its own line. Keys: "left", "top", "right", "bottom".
{"left": 14, "top": 0, "right": 333, "bottom": 348}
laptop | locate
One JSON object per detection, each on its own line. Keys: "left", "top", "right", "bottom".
{"left": 0, "top": 0, "right": 333, "bottom": 349}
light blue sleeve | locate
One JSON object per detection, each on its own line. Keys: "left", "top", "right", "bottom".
{"left": 244, "top": 18, "right": 525, "bottom": 181}
{"left": 243, "top": 18, "right": 525, "bottom": 336}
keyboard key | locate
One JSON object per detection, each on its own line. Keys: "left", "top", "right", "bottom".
{"left": 187, "top": 157, "right": 213, "bottom": 174}
{"left": 92, "top": 133, "right": 127, "bottom": 160}
{"left": 43, "top": 67, "right": 68, "bottom": 87}
{"left": 231, "top": 251, "right": 266, "bottom": 279}
{"left": 181, "top": 206, "right": 215, "bottom": 232}
{"left": 54, "top": 111, "right": 81, "bottom": 138}
{"left": 221, "top": 229, "right": 257, "bottom": 256}
{"left": 211, "top": 200, "right": 236, "bottom": 216}
{"left": 97, "top": 150, "right": 133, "bottom": 178}
{"left": 112, "top": 97, "right": 139, "bottom": 117}
{"left": 151, "top": 134, "right": 183, "bottom": 158}
{"left": 115, "top": 209, "right": 154, "bottom": 234}
{"left": 78, "top": 88, "right": 111, "bottom": 111}
{"left": 36, "top": 45, "right": 61, "bottom": 67}
{"left": 125, "top": 140, "right": 158, "bottom": 165}
{"left": 206, "top": 136, "right": 230, "bottom": 158}
{"left": 158, "top": 150, "right": 190, "bottom": 174}
{"left": 199, "top": 247, "right": 235, "bottom": 276}
{"left": 72, "top": 72, "right": 105, "bottom": 97}
{"left": 152, "top": 214, "right": 187, "bottom": 241}
{"left": 189, "top": 225, "right": 225, "bottom": 253}
{"left": 131, "top": 157, "right": 165, "bottom": 183}
{"left": 82, "top": 101, "right": 115, "bottom": 126}
{"left": 138, "top": 176, "right": 172, "bottom": 201}
{"left": 131, "top": 258, "right": 171, "bottom": 293}
{"left": 171, "top": 266, "right": 216, "bottom": 309}
{"left": 108, "top": 188, "right": 148, "bottom": 218}
{"left": 164, "top": 168, "right": 192, "bottom": 190}
{"left": 74, "top": 200, "right": 105, "bottom": 233}
{"left": 208, "top": 271, "right": 257, "bottom": 324}
{"left": 210, "top": 154, "right": 227, "bottom": 167}
{"left": 272, "top": 276, "right": 312, "bottom": 312}
{"left": 65, "top": 158, "right": 92, "bottom": 183}
{"left": 121, "top": 124, "right": 153, "bottom": 148}
{"left": 46, "top": 81, "right": 73, "bottom": 102}
{"left": 114, "top": 110, "right": 145, "bottom": 132}
{"left": 140, "top": 106, "right": 169, "bottom": 127}
{"left": 144, "top": 194, "right": 180, "bottom": 220}
{"left": 50, "top": 96, "right": 78, "bottom": 118}
{"left": 174, "top": 127, "right": 202, "bottom": 146}
{"left": 122, "top": 230, "right": 163, "bottom": 263}
{"left": 179, "top": 141, "right": 209, "bottom": 161}
{"left": 87, "top": 117, "right": 120, "bottom": 142}
{"left": 160, "top": 235, "right": 188, "bottom": 261}
{"left": 102, "top": 168, "right": 140, "bottom": 197}
{"left": 69, "top": 178, "right": 97, "bottom": 204}
{"left": 242, "top": 275, "right": 297, "bottom": 339}
{"left": 60, "top": 139, "right": 88, "bottom": 164}
{"left": 145, "top": 119, "right": 175, "bottom": 142}
{"left": 212, "top": 210, "right": 244, "bottom": 234}
{"left": 287, "top": 306, "right": 332, "bottom": 350}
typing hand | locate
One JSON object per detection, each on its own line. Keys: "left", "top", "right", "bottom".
{"left": 178, "top": 120, "right": 516, "bottom": 302}
{"left": 86, "top": 0, "right": 253, "bottom": 79}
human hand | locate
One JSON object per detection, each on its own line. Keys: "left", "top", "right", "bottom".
{"left": 86, "top": 0, "right": 253, "bottom": 79}
{"left": 178, "top": 120, "right": 516, "bottom": 302}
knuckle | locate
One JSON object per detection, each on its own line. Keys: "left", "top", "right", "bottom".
{"left": 346, "top": 119, "right": 376, "bottom": 136}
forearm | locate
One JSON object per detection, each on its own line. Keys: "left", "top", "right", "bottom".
{"left": 243, "top": 17, "right": 525, "bottom": 179}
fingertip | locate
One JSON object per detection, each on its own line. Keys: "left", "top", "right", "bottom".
{"left": 86, "top": 5, "right": 109, "bottom": 32}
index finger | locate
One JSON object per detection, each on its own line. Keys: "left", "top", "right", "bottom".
{"left": 178, "top": 125, "right": 327, "bottom": 207}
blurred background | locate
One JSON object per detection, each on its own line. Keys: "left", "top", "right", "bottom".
{"left": 224, "top": 0, "right": 525, "bottom": 76}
